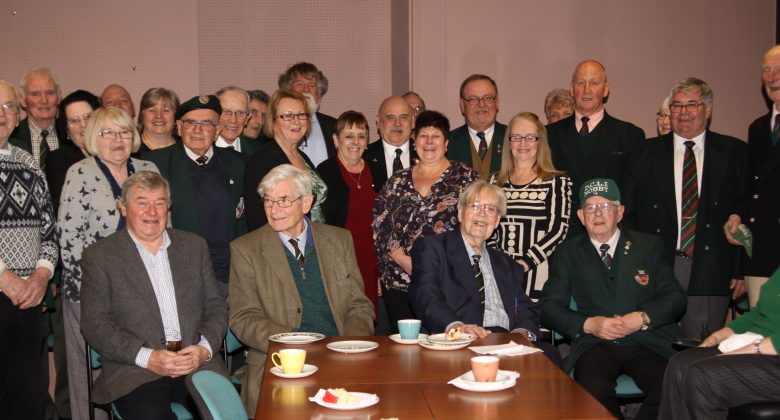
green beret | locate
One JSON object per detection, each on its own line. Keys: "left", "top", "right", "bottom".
{"left": 579, "top": 178, "right": 620, "bottom": 205}
{"left": 176, "top": 95, "right": 222, "bottom": 120}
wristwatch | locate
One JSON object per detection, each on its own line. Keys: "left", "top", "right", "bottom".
{"left": 754, "top": 339, "right": 762, "bottom": 354}
{"left": 639, "top": 311, "right": 650, "bottom": 331}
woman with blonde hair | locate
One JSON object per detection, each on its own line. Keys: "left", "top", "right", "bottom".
{"left": 490, "top": 112, "right": 572, "bottom": 300}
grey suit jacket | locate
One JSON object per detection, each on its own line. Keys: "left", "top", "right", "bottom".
{"left": 229, "top": 222, "right": 374, "bottom": 417}
{"left": 80, "top": 229, "right": 228, "bottom": 404}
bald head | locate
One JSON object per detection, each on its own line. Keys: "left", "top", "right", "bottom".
{"left": 377, "top": 96, "right": 414, "bottom": 147}
{"left": 570, "top": 59, "right": 610, "bottom": 116}
{"left": 101, "top": 84, "right": 135, "bottom": 118}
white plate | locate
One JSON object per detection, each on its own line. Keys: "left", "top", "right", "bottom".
{"left": 269, "top": 332, "right": 325, "bottom": 344}
{"left": 326, "top": 340, "right": 379, "bottom": 353}
{"left": 450, "top": 370, "right": 519, "bottom": 392}
{"left": 418, "top": 338, "right": 470, "bottom": 351}
{"left": 389, "top": 333, "right": 428, "bottom": 344}
{"left": 426, "top": 332, "right": 478, "bottom": 345}
{"left": 310, "top": 390, "right": 380, "bottom": 410}
{"left": 270, "top": 363, "right": 318, "bottom": 378}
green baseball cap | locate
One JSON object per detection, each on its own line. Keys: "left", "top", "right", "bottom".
{"left": 579, "top": 178, "right": 620, "bottom": 205}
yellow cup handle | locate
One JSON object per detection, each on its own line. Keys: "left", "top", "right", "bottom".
{"left": 271, "top": 352, "right": 283, "bottom": 370}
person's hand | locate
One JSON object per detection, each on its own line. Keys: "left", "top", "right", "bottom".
{"left": 456, "top": 324, "right": 491, "bottom": 339}
{"left": 730, "top": 279, "right": 747, "bottom": 299}
{"left": 699, "top": 327, "right": 734, "bottom": 348}
{"left": 583, "top": 316, "right": 626, "bottom": 340}
{"left": 17, "top": 268, "right": 50, "bottom": 309}
{"left": 515, "top": 259, "right": 530, "bottom": 272}
{"left": 389, "top": 247, "right": 413, "bottom": 275}
{"left": 723, "top": 214, "right": 742, "bottom": 246}
{"left": 509, "top": 327, "right": 535, "bottom": 341}
{"left": 147, "top": 350, "right": 188, "bottom": 377}
{"left": 175, "top": 345, "right": 211, "bottom": 376}
{"left": 0, "top": 270, "right": 27, "bottom": 305}
{"left": 617, "top": 311, "right": 644, "bottom": 335}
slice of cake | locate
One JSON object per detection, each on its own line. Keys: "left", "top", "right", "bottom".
{"left": 446, "top": 327, "right": 462, "bottom": 341}
{"left": 322, "top": 388, "right": 358, "bottom": 405}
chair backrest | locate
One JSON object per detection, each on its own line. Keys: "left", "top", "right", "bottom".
{"left": 186, "top": 370, "right": 246, "bottom": 420}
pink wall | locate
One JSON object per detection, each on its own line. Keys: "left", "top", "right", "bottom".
{"left": 0, "top": 0, "right": 773, "bottom": 140}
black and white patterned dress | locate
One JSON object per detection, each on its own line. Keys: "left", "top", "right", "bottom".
{"left": 489, "top": 174, "right": 572, "bottom": 299}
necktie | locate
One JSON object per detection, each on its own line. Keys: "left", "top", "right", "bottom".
{"left": 196, "top": 155, "right": 209, "bottom": 165}
{"left": 226, "top": 145, "right": 235, "bottom": 150}
{"left": 392, "top": 148, "right": 403, "bottom": 173}
{"left": 579, "top": 117, "right": 590, "bottom": 137}
{"left": 599, "top": 244, "right": 612, "bottom": 269}
{"left": 472, "top": 254, "right": 485, "bottom": 309}
{"left": 289, "top": 238, "right": 305, "bottom": 270}
{"left": 476, "top": 131, "right": 488, "bottom": 160}
{"left": 680, "top": 141, "right": 699, "bottom": 257}
{"left": 39, "top": 129, "right": 50, "bottom": 171}
{"left": 772, "top": 114, "right": 780, "bottom": 146}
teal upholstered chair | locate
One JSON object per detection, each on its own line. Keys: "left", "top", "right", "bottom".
{"left": 186, "top": 370, "right": 248, "bottom": 420}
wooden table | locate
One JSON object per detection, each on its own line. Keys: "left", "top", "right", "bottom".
{"left": 255, "top": 333, "right": 614, "bottom": 419}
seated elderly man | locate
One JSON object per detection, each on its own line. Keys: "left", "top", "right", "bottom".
{"left": 229, "top": 164, "right": 374, "bottom": 417}
{"left": 0, "top": 79, "right": 57, "bottom": 420}
{"left": 409, "top": 180, "right": 540, "bottom": 337}
{"left": 80, "top": 171, "right": 228, "bottom": 419}
{"left": 541, "top": 178, "right": 687, "bottom": 420}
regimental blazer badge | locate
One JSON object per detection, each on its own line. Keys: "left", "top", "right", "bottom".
{"left": 634, "top": 269, "right": 649, "bottom": 286}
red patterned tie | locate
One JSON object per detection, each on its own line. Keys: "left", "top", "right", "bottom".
{"left": 680, "top": 141, "right": 698, "bottom": 256}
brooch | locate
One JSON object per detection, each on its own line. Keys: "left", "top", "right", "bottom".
{"left": 634, "top": 269, "right": 649, "bottom": 286}
{"left": 624, "top": 240, "right": 632, "bottom": 255}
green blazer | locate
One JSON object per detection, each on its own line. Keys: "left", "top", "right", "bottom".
{"left": 447, "top": 122, "right": 507, "bottom": 177}
{"left": 9, "top": 117, "right": 33, "bottom": 153}
{"left": 143, "top": 143, "right": 247, "bottom": 239}
{"left": 541, "top": 230, "right": 686, "bottom": 372}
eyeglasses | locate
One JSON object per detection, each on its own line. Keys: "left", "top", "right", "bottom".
{"left": 250, "top": 110, "right": 266, "bottom": 120}
{"left": 1, "top": 103, "right": 19, "bottom": 115}
{"left": 262, "top": 195, "right": 302, "bottom": 208}
{"left": 467, "top": 202, "right": 499, "bottom": 216}
{"left": 275, "top": 112, "right": 309, "bottom": 122}
{"left": 462, "top": 95, "right": 496, "bottom": 105}
{"left": 413, "top": 106, "right": 425, "bottom": 113}
{"left": 181, "top": 119, "right": 218, "bottom": 131}
{"left": 67, "top": 113, "right": 92, "bottom": 126}
{"left": 222, "top": 109, "right": 249, "bottom": 120}
{"left": 99, "top": 129, "right": 134, "bottom": 140}
{"left": 509, "top": 134, "right": 539, "bottom": 143}
{"left": 669, "top": 103, "right": 703, "bottom": 113}
{"left": 656, "top": 112, "right": 670, "bottom": 120}
{"left": 582, "top": 202, "right": 619, "bottom": 214}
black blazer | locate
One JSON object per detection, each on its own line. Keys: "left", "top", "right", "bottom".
{"left": 45, "top": 142, "right": 86, "bottom": 214}
{"left": 624, "top": 131, "right": 747, "bottom": 296}
{"left": 409, "top": 229, "right": 540, "bottom": 335}
{"left": 257, "top": 112, "right": 337, "bottom": 159}
{"left": 9, "top": 117, "right": 34, "bottom": 153}
{"left": 363, "top": 139, "right": 417, "bottom": 193}
{"left": 243, "top": 140, "right": 316, "bottom": 231}
{"left": 316, "top": 157, "right": 349, "bottom": 227}
{"left": 734, "top": 112, "right": 780, "bottom": 276}
{"left": 547, "top": 112, "right": 645, "bottom": 235}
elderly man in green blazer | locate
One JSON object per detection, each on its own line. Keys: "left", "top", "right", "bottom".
{"left": 229, "top": 164, "right": 374, "bottom": 417}
{"left": 541, "top": 178, "right": 686, "bottom": 420}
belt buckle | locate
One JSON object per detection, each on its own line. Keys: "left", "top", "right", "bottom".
{"left": 166, "top": 340, "right": 182, "bottom": 352}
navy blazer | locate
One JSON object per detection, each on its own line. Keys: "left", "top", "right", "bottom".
{"left": 409, "top": 229, "right": 540, "bottom": 335}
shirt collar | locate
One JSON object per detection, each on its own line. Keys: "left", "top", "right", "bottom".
{"left": 0, "top": 141, "right": 11, "bottom": 155}
{"left": 215, "top": 135, "right": 241, "bottom": 152}
{"left": 673, "top": 130, "right": 706, "bottom": 149}
{"left": 382, "top": 139, "right": 410, "bottom": 154}
{"left": 467, "top": 124, "right": 495, "bottom": 141}
{"left": 277, "top": 217, "right": 310, "bottom": 249}
{"left": 128, "top": 229, "right": 171, "bottom": 255}
{"left": 461, "top": 232, "right": 488, "bottom": 260}
{"left": 589, "top": 228, "right": 621, "bottom": 256}
{"left": 184, "top": 144, "right": 214, "bottom": 163}
{"left": 575, "top": 107, "right": 605, "bottom": 127}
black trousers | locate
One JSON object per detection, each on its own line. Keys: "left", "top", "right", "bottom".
{"left": 574, "top": 343, "right": 667, "bottom": 420}
{"left": 113, "top": 376, "right": 193, "bottom": 420}
{"left": 381, "top": 285, "right": 416, "bottom": 334}
{"left": 659, "top": 346, "right": 780, "bottom": 420}
{"left": 0, "top": 294, "right": 45, "bottom": 420}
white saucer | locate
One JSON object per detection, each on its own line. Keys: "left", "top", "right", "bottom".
{"left": 418, "top": 338, "right": 470, "bottom": 351}
{"left": 326, "top": 340, "right": 379, "bottom": 353}
{"left": 449, "top": 370, "right": 520, "bottom": 392}
{"left": 270, "top": 363, "right": 318, "bottom": 378}
{"left": 427, "top": 332, "right": 478, "bottom": 345}
{"left": 389, "top": 333, "right": 428, "bottom": 344}
{"left": 309, "top": 390, "right": 380, "bottom": 410}
{"left": 269, "top": 332, "right": 325, "bottom": 344}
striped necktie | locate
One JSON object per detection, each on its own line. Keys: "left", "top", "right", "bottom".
{"left": 680, "top": 141, "right": 699, "bottom": 257}
{"left": 472, "top": 254, "right": 485, "bottom": 309}
{"left": 392, "top": 148, "right": 403, "bottom": 173}
{"left": 476, "top": 132, "right": 488, "bottom": 160}
{"left": 579, "top": 116, "right": 590, "bottom": 137}
{"left": 599, "top": 244, "right": 612, "bottom": 269}
{"left": 772, "top": 114, "right": 780, "bottom": 146}
{"left": 39, "top": 129, "right": 50, "bottom": 171}
{"left": 289, "top": 238, "right": 304, "bottom": 269}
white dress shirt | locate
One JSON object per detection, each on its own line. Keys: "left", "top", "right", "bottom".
{"left": 589, "top": 228, "right": 621, "bottom": 260}
{"left": 215, "top": 135, "right": 241, "bottom": 153}
{"left": 467, "top": 124, "right": 495, "bottom": 152}
{"left": 184, "top": 144, "right": 215, "bottom": 164}
{"left": 381, "top": 140, "right": 411, "bottom": 177}
{"left": 299, "top": 114, "right": 328, "bottom": 167}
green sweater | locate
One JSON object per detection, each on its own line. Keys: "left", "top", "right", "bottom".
{"left": 728, "top": 267, "right": 780, "bottom": 352}
{"left": 284, "top": 246, "right": 339, "bottom": 336}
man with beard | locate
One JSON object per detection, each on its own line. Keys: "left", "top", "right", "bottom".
{"left": 364, "top": 96, "right": 418, "bottom": 192}
{"left": 274, "top": 62, "right": 336, "bottom": 166}
{"left": 214, "top": 86, "right": 261, "bottom": 159}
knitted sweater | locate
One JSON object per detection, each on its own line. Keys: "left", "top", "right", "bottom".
{"left": 0, "top": 144, "right": 57, "bottom": 278}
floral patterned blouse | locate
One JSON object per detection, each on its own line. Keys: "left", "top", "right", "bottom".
{"left": 372, "top": 161, "right": 478, "bottom": 291}
{"left": 308, "top": 165, "right": 328, "bottom": 224}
